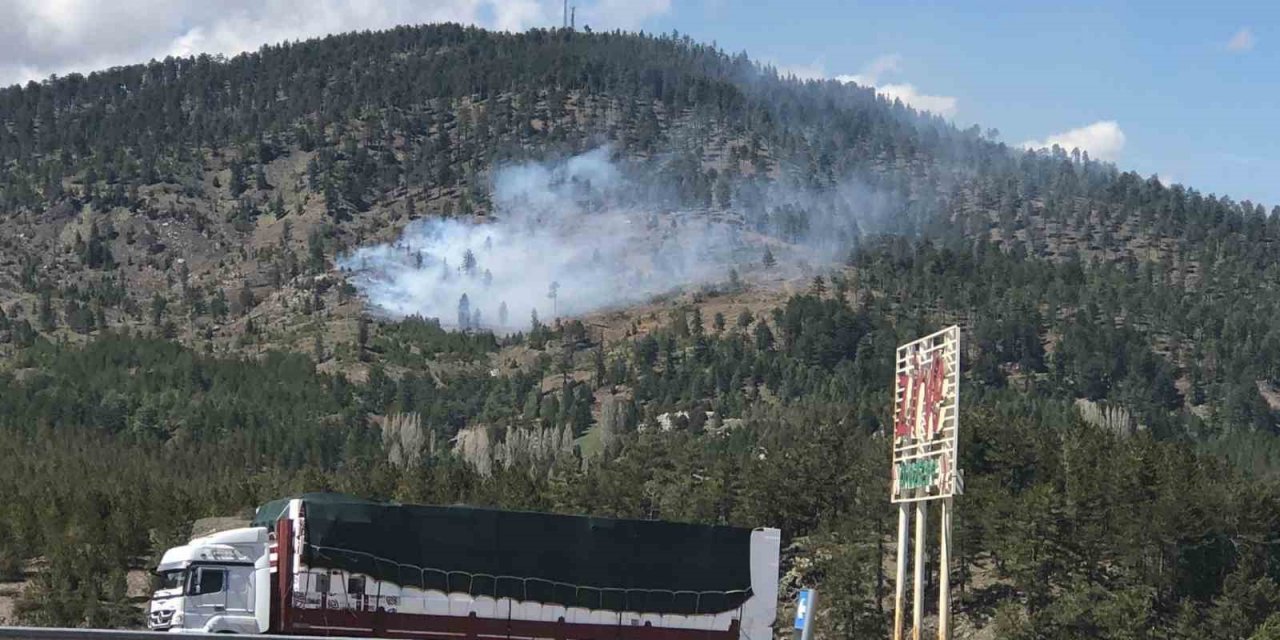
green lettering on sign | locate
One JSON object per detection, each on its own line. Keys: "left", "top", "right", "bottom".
{"left": 897, "top": 459, "right": 939, "bottom": 491}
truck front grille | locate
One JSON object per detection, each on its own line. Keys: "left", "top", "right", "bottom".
{"left": 148, "top": 609, "right": 174, "bottom": 629}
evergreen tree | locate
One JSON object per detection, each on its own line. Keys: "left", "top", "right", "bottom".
{"left": 458, "top": 294, "right": 471, "bottom": 330}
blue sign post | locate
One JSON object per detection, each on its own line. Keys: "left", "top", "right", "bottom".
{"left": 793, "top": 589, "right": 816, "bottom": 640}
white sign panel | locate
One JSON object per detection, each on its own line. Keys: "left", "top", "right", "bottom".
{"left": 891, "top": 326, "right": 961, "bottom": 503}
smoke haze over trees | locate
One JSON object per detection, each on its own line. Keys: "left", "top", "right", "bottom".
{"left": 339, "top": 146, "right": 893, "bottom": 328}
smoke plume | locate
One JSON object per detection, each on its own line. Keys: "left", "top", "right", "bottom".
{"left": 339, "top": 147, "right": 892, "bottom": 331}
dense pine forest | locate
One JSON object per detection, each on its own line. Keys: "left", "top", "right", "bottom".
{"left": 3, "top": 24, "right": 1280, "bottom": 638}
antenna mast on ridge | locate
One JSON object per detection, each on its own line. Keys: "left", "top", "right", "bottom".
{"left": 563, "top": 0, "right": 568, "bottom": 28}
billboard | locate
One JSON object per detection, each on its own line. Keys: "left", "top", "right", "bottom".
{"left": 891, "top": 326, "right": 961, "bottom": 503}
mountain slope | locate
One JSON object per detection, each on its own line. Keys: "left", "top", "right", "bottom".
{"left": 5, "top": 23, "right": 1279, "bottom": 445}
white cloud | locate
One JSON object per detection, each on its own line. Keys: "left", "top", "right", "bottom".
{"left": 1021, "top": 121, "right": 1126, "bottom": 161}
{"left": 873, "top": 83, "right": 958, "bottom": 118}
{"left": 0, "top": 0, "right": 670, "bottom": 87}
{"left": 833, "top": 53, "right": 957, "bottom": 118}
{"left": 1227, "top": 27, "right": 1256, "bottom": 52}
{"left": 838, "top": 53, "right": 901, "bottom": 87}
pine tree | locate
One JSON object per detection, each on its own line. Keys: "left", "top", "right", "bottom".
{"left": 211, "top": 289, "right": 229, "bottom": 319}
{"left": 594, "top": 349, "right": 607, "bottom": 387}
{"left": 38, "top": 289, "right": 56, "bottom": 331}
{"left": 754, "top": 320, "right": 774, "bottom": 351}
{"left": 458, "top": 294, "right": 471, "bottom": 330}
{"left": 229, "top": 160, "right": 246, "bottom": 197}
{"left": 548, "top": 281, "right": 560, "bottom": 317}
{"left": 254, "top": 164, "right": 270, "bottom": 190}
{"left": 237, "top": 285, "right": 255, "bottom": 315}
{"left": 811, "top": 275, "right": 826, "bottom": 297}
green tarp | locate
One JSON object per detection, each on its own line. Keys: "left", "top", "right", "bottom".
{"left": 255, "top": 494, "right": 753, "bottom": 614}
{"left": 251, "top": 492, "right": 363, "bottom": 528}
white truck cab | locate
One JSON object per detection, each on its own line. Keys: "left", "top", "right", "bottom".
{"left": 148, "top": 527, "right": 272, "bottom": 633}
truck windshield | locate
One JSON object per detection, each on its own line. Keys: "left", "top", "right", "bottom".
{"left": 157, "top": 570, "right": 186, "bottom": 591}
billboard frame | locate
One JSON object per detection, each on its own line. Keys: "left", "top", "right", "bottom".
{"left": 891, "top": 325, "right": 961, "bottom": 503}
{"left": 890, "top": 325, "right": 960, "bottom": 640}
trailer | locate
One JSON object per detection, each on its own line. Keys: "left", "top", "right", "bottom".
{"left": 148, "top": 494, "right": 781, "bottom": 639}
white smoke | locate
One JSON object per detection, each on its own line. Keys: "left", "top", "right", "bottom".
{"left": 339, "top": 147, "right": 892, "bottom": 331}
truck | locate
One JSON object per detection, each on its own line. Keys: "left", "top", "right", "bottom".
{"left": 148, "top": 493, "right": 781, "bottom": 639}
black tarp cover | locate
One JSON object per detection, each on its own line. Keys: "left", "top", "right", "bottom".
{"left": 255, "top": 494, "right": 753, "bottom": 614}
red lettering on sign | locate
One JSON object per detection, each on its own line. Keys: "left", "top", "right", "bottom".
{"left": 894, "top": 373, "right": 912, "bottom": 438}
{"left": 922, "top": 354, "right": 946, "bottom": 438}
{"left": 896, "top": 351, "right": 949, "bottom": 441}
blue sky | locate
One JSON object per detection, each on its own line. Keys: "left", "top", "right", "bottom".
{"left": 2, "top": 0, "right": 1273, "bottom": 206}
{"left": 641, "top": 1, "right": 1278, "bottom": 207}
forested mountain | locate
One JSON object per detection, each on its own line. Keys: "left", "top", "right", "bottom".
{"left": 3, "top": 24, "right": 1280, "bottom": 638}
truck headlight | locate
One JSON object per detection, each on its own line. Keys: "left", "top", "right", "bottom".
{"left": 172, "top": 611, "right": 184, "bottom": 626}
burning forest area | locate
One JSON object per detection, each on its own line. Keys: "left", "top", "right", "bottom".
{"left": 338, "top": 147, "right": 892, "bottom": 331}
